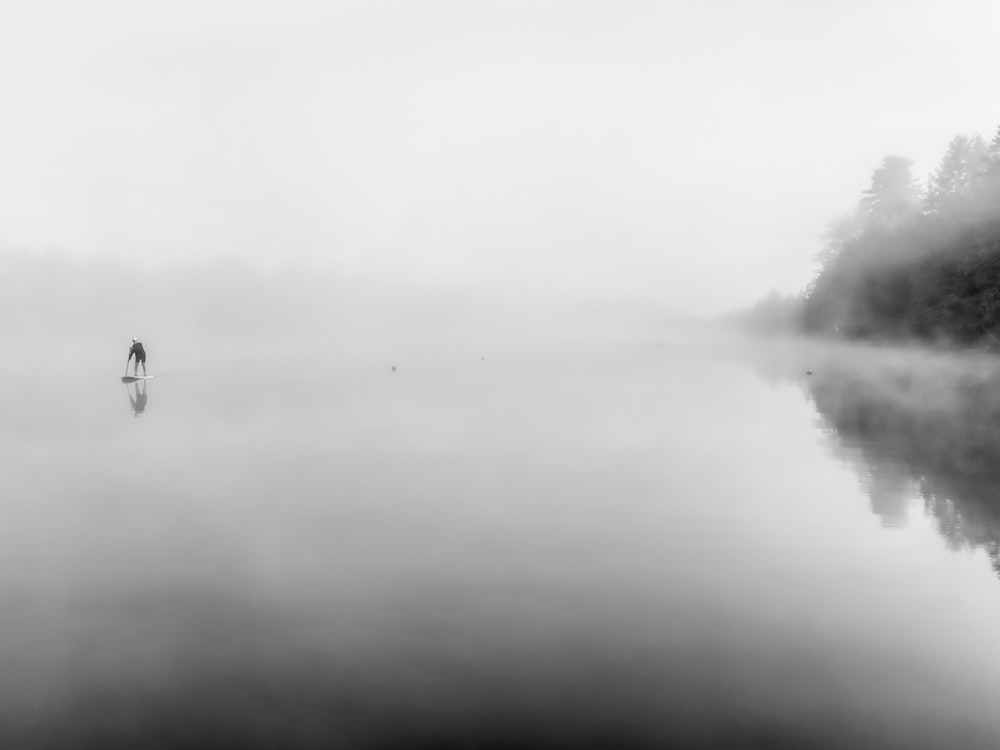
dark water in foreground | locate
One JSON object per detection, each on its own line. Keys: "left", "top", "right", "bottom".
{"left": 3, "top": 335, "right": 1000, "bottom": 748}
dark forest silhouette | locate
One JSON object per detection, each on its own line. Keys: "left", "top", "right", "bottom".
{"left": 735, "top": 126, "right": 1000, "bottom": 346}
{"left": 730, "top": 124, "right": 1000, "bottom": 576}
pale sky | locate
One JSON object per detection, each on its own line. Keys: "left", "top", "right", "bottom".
{"left": 1, "top": 0, "right": 999, "bottom": 315}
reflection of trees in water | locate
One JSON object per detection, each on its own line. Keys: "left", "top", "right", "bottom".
{"left": 802, "top": 353, "right": 1000, "bottom": 577}
{"left": 860, "top": 460, "right": 915, "bottom": 528}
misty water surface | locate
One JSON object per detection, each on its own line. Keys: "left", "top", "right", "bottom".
{"left": 3, "top": 331, "right": 1000, "bottom": 748}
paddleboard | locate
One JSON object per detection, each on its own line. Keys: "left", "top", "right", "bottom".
{"left": 122, "top": 375, "right": 154, "bottom": 382}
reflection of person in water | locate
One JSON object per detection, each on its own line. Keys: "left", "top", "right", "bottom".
{"left": 127, "top": 337, "right": 147, "bottom": 377}
{"left": 127, "top": 380, "right": 148, "bottom": 418}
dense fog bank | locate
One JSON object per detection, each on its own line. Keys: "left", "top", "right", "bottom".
{"left": 0, "top": 252, "right": 693, "bottom": 358}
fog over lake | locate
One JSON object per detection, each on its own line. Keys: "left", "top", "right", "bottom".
{"left": 6, "top": 1, "right": 1000, "bottom": 746}
{"left": 4, "top": 275, "right": 1000, "bottom": 747}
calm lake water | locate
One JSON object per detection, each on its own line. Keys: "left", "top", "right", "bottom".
{"left": 3, "top": 331, "right": 1000, "bottom": 748}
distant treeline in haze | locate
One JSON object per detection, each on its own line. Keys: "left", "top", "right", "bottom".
{"left": 0, "top": 253, "right": 607, "bottom": 347}
{"left": 736, "top": 126, "right": 1000, "bottom": 346}
{"left": 0, "top": 254, "right": 339, "bottom": 339}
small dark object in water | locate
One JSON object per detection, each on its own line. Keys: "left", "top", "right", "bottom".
{"left": 806, "top": 370, "right": 813, "bottom": 375}
{"left": 391, "top": 366, "right": 397, "bottom": 372}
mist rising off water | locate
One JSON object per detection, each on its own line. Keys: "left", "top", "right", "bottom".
{"left": 3, "top": 265, "right": 1000, "bottom": 747}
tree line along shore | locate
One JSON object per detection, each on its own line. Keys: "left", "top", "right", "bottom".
{"left": 735, "top": 127, "right": 1000, "bottom": 347}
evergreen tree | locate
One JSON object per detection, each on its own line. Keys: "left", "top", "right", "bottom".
{"left": 860, "top": 156, "right": 921, "bottom": 229}
{"left": 815, "top": 212, "right": 865, "bottom": 271}
{"left": 925, "top": 134, "right": 987, "bottom": 216}
{"left": 971, "top": 125, "right": 1000, "bottom": 215}
{"left": 982, "top": 125, "right": 1000, "bottom": 176}
{"left": 801, "top": 131, "right": 1000, "bottom": 345}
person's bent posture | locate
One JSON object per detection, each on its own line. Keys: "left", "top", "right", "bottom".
{"left": 127, "top": 337, "right": 147, "bottom": 377}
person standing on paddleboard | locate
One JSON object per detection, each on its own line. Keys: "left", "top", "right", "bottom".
{"left": 127, "top": 337, "right": 147, "bottom": 377}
